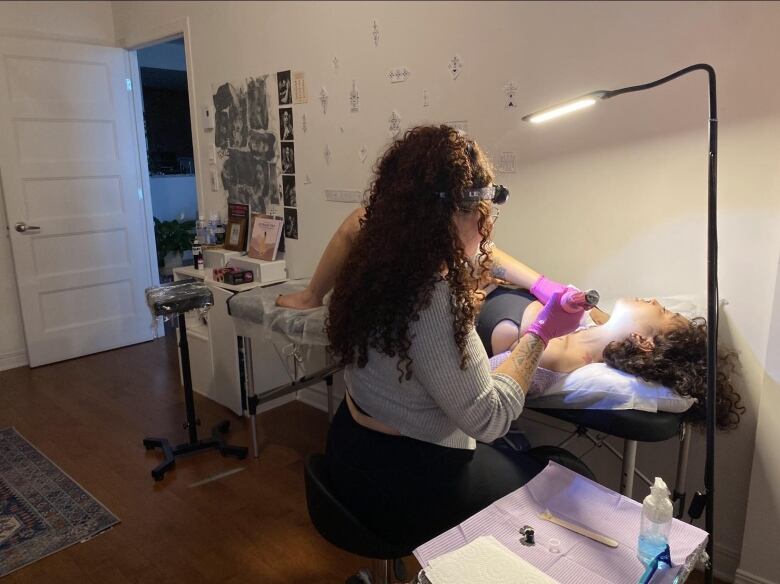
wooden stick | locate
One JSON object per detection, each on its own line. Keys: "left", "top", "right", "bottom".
{"left": 538, "top": 509, "right": 619, "bottom": 548}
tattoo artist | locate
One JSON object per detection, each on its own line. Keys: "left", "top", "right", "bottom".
{"left": 323, "top": 125, "right": 586, "bottom": 547}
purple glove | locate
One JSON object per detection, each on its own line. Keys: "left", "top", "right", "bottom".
{"left": 530, "top": 275, "right": 568, "bottom": 305}
{"left": 526, "top": 290, "right": 584, "bottom": 346}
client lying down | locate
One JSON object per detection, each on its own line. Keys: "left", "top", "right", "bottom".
{"left": 277, "top": 209, "right": 742, "bottom": 431}
{"left": 479, "top": 287, "right": 743, "bottom": 429}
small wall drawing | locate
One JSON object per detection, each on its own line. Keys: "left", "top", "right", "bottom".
{"left": 448, "top": 55, "right": 463, "bottom": 80}
{"left": 320, "top": 87, "right": 329, "bottom": 115}
{"left": 504, "top": 81, "right": 518, "bottom": 109}
{"left": 389, "top": 110, "right": 402, "bottom": 136}
{"left": 350, "top": 80, "right": 360, "bottom": 113}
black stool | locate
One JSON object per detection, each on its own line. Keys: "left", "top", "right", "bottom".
{"left": 304, "top": 453, "right": 413, "bottom": 584}
{"left": 143, "top": 280, "right": 247, "bottom": 482}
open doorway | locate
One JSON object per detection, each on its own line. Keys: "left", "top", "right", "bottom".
{"left": 135, "top": 38, "right": 198, "bottom": 284}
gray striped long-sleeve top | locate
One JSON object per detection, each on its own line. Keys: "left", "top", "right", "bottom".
{"left": 346, "top": 280, "right": 526, "bottom": 450}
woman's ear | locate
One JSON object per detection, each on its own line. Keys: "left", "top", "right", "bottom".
{"left": 630, "top": 332, "right": 655, "bottom": 353}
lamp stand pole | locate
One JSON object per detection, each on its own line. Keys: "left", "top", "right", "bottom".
{"left": 602, "top": 65, "right": 718, "bottom": 583}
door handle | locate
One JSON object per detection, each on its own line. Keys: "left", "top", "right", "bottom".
{"left": 14, "top": 222, "right": 41, "bottom": 233}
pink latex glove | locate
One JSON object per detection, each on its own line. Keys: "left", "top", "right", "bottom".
{"left": 530, "top": 275, "right": 568, "bottom": 305}
{"left": 526, "top": 290, "right": 584, "bottom": 346}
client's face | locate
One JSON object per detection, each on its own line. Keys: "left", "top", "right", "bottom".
{"left": 613, "top": 298, "right": 687, "bottom": 336}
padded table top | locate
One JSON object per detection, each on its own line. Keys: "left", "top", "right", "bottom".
{"left": 529, "top": 407, "right": 685, "bottom": 442}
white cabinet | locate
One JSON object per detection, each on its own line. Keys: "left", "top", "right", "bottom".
{"left": 172, "top": 267, "right": 294, "bottom": 416}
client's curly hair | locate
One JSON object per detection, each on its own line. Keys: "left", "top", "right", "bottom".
{"left": 603, "top": 317, "right": 744, "bottom": 430}
{"left": 326, "top": 125, "right": 494, "bottom": 381}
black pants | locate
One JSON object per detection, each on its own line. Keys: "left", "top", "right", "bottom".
{"left": 325, "top": 401, "right": 544, "bottom": 548}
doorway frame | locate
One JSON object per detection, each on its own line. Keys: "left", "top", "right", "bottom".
{"left": 119, "top": 18, "right": 203, "bottom": 338}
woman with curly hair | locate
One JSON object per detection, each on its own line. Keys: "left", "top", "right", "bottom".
{"left": 484, "top": 292, "right": 743, "bottom": 430}
{"left": 322, "top": 125, "right": 586, "bottom": 546}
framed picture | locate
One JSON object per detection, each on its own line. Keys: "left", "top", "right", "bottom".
{"left": 225, "top": 217, "right": 247, "bottom": 251}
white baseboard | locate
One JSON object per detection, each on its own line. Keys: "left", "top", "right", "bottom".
{"left": 734, "top": 569, "right": 779, "bottom": 584}
{"left": 0, "top": 350, "right": 28, "bottom": 372}
{"left": 713, "top": 543, "right": 741, "bottom": 583}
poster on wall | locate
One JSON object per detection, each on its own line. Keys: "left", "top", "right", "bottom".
{"left": 281, "top": 142, "right": 296, "bottom": 175}
{"left": 280, "top": 108, "right": 294, "bottom": 140}
{"left": 277, "top": 70, "right": 292, "bottom": 105}
{"left": 213, "top": 75, "right": 280, "bottom": 215}
{"left": 284, "top": 207, "right": 299, "bottom": 240}
{"left": 282, "top": 175, "right": 296, "bottom": 207}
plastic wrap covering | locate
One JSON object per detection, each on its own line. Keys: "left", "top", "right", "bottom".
{"left": 228, "top": 279, "right": 329, "bottom": 346}
{"left": 145, "top": 279, "right": 214, "bottom": 319}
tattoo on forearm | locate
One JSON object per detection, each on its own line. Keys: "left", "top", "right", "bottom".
{"left": 492, "top": 264, "right": 507, "bottom": 279}
{"left": 508, "top": 335, "right": 545, "bottom": 388}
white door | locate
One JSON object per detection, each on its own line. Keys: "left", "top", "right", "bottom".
{"left": 0, "top": 37, "right": 154, "bottom": 367}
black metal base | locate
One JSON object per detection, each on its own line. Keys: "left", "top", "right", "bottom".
{"left": 143, "top": 420, "right": 248, "bottom": 482}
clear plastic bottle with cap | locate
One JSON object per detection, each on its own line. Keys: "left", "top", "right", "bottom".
{"left": 637, "top": 477, "right": 673, "bottom": 565}
{"left": 195, "top": 215, "right": 208, "bottom": 245}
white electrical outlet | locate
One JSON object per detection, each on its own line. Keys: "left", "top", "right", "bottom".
{"left": 388, "top": 66, "right": 410, "bottom": 83}
{"left": 325, "top": 189, "right": 363, "bottom": 203}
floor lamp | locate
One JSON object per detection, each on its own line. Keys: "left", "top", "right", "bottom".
{"left": 521, "top": 64, "right": 719, "bottom": 583}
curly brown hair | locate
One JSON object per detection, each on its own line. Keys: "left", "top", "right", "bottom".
{"left": 326, "top": 125, "right": 494, "bottom": 381}
{"left": 602, "top": 317, "right": 744, "bottom": 430}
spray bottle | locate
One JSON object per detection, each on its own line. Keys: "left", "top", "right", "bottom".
{"left": 637, "top": 477, "right": 673, "bottom": 566}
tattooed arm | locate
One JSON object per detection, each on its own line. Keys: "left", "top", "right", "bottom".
{"left": 493, "top": 332, "right": 546, "bottom": 394}
{"left": 484, "top": 246, "right": 543, "bottom": 290}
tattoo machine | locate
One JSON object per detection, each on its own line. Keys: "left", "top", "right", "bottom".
{"left": 560, "top": 288, "right": 600, "bottom": 313}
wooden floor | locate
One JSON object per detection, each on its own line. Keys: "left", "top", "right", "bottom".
{"left": 0, "top": 335, "right": 723, "bottom": 584}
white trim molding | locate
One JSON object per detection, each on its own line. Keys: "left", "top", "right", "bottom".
{"left": 734, "top": 569, "right": 778, "bottom": 584}
{"left": 115, "top": 17, "right": 205, "bottom": 216}
{"left": 0, "top": 350, "right": 28, "bottom": 372}
{"left": 0, "top": 27, "right": 115, "bottom": 46}
{"left": 714, "top": 542, "right": 742, "bottom": 583}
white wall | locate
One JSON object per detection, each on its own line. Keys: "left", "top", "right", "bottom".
{"left": 111, "top": 2, "right": 780, "bottom": 580}
{"left": 735, "top": 254, "right": 780, "bottom": 584}
{"left": 0, "top": 1, "right": 116, "bottom": 371}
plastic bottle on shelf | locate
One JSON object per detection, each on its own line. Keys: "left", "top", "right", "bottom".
{"left": 207, "top": 213, "right": 219, "bottom": 245}
{"left": 637, "top": 477, "right": 673, "bottom": 565}
{"left": 195, "top": 215, "right": 208, "bottom": 245}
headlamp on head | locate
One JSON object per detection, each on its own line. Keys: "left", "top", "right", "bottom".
{"left": 437, "top": 184, "right": 510, "bottom": 207}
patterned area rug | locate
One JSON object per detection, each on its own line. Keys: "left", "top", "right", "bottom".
{"left": 0, "top": 427, "right": 119, "bottom": 577}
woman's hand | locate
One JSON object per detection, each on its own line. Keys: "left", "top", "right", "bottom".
{"left": 530, "top": 275, "right": 568, "bottom": 305}
{"left": 526, "top": 290, "right": 584, "bottom": 346}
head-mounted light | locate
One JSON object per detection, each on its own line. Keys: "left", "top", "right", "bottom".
{"left": 437, "top": 184, "right": 510, "bottom": 206}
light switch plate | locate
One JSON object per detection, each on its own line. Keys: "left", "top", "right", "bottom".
{"left": 202, "top": 104, "right": 215, "bottom": 130}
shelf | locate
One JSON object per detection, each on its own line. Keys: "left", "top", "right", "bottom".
{"left": 173, "top": 266, "right": 286, "bottom": 292}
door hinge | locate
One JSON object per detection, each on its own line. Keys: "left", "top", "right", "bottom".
{"left": 126, "top": 78, "right": 132, "bottom": 92}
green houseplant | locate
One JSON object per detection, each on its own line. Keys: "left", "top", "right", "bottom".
{"left": 154, "top": 217, "right": 196, "bottom": 268}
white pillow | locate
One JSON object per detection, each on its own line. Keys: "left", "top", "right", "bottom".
{"left": 525, "top": 362, "right": 695, "bottom": 413}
